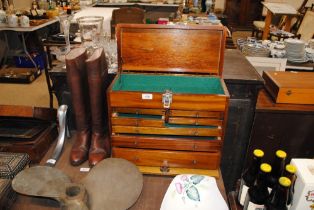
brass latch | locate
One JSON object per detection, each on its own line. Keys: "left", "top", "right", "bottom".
{"left": 162, "top": 90, "right": 173, "bottom": 109}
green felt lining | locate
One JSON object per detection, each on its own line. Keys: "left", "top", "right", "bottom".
{"left": 112, "top": 74, "right": 224, "bottom": 94}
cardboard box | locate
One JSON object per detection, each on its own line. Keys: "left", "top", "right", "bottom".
{"left": 290, "top": 159, "right": 314, "bottom": 210}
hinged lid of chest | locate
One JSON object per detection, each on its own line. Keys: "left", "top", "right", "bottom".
{"left": 116, "top": 24, "right": 226, "bottom": 76}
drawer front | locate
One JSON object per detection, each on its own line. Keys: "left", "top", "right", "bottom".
{"left": 112, "top": 125, "right": 222, "bottom": 137}
{"left": 111, "top": 117, "right": 164, "bottom": 127}
{"left": 109, "top": 91, "right": 228, "bottom": 111}
{"left": 111, "top": 108, "right": 225, "bottom": 138}
{"left": 111, "top": 135, "right": 222, "bottom": 152}
{"left": 112, "top": 108, "right": 224, "bottom": 118}
{"left": 112, "top": 147, "right": 220, "bottom": 170}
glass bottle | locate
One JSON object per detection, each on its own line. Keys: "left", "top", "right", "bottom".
{"left": 265, "top": 177, "right": 291, "bottom": 210}
{"left": 268, "top": 150, "right": 287, "bottom": 192}
{"left": 238, "top": 149, "right": 264, "bottom": 206}
{"left": 243, "top": 163, "right": 272, "bottom": 210}
{"left": 284, "top": 164, "right": 297, "bottom": 209}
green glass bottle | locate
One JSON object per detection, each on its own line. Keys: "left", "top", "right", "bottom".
{"left": 284, "top": 164, "right": 296, "bottom": 209}
{"left": 238, "top": 149, "right": 264, "bottom": 206}
{"left": 268, "top": 150, "right": 287, "bottom": 192}
{"left": 265, "top": 177, "right": 291, "bottom": 210}
{"left": 243, "top": 163, "right": 272, "bottom": 210}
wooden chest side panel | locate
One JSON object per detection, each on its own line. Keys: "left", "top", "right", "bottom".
{"left": 111, "top": 135, "right": 221, "bottom": 152}
{"left": 112, "top": 147, "right": 220, "bottom": 170}
{"left": 263, "top": 71, "right": 280, "bottom": 102}
{"left": 109, "top": 91, "right": 227, "bottom": 111}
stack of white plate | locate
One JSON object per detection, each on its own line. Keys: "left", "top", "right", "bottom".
{"left": 285, "top": 38, "right": 308, "bottom": 63}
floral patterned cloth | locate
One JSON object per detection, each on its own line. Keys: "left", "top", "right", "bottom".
{"left": 160, "top": 174, "right": 229, "bottom": 210}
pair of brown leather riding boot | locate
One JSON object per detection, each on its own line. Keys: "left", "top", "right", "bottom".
{"left": 65, "top": 48, "right": 110, "bottom": 167}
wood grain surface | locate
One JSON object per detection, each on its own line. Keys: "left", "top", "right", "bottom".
{"left": 10, "top": 133, "right": 227, "bottom": 210}
{"left": 116, "top": 24, "right": 226, "bottom": 75}
{"left": 263, "top": 71, "right": 314, "bottom": 105}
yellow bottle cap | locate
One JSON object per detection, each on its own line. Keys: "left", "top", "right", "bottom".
{"left": 261, "top": 163, "right": 272, "bottom": 173}
{"left": 253, "top": 149, "right": 264, "bottom": 158}
{"left": 286, "top": 164, "right": 296, "bottom": 174}
{"left": 279, "top": 177, "right": 291, "bottom": 187}
{"left": 276, "top": 150, "right": 287, "bottom": 159}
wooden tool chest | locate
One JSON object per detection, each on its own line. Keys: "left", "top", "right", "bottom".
{"left": 107, "top": 24, "right": 229, "bottom": 175}
{"left": 263, "top": 71, "right": 314, "bottom": 105}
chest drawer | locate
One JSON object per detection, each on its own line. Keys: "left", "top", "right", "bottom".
{"left": 112, "top": 147, "right": 221, "bottom": 170}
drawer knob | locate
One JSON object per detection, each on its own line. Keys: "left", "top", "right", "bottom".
{"left": 286, "top": 90, "right": 292, "bottom": 96}
{"left": 192, "top": 160, "right": 197, "bottom": 165}
{"left": 193, "top": 144, "right": 198, "bottom": 150}
{"left": 160, "top": 165, "right": 170, "bottom": 173}
{"left": 160, "top": 160, "right": 170, "bottom": 173}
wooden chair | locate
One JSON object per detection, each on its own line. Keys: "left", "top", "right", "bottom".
{"left": 269, "top": 6, "right": 314, "bottom": 41}
{"left": 251, "top": 0, "right": 309, "bottom": 39}
{"left": 110, "top": 7, "right": 145, "bottom": 39}
{"left": 251, "top": 0, "right": 286, "bottom": 38}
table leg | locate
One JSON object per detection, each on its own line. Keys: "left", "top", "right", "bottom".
{"left": 44, "top": 63, "right": 54, "bottom": 108}
{"left": 262, "top": 10, "right": 273, "bottom": 40}
{"left": 20, "top": 33, "right": 38, "bottom": 69}
{"left": 42, "top": 47, "right": 54, "bottom": 108}
{"left": 46, "top": 46, "right": 53, "bottom": 69}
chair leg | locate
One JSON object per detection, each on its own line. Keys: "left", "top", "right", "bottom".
{"left": 252, "top": 29, "right": 255, "bottom": 37}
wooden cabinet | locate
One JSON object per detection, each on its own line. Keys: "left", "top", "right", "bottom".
{"left": 225, "top": 0, "right": 263, "bottom": 28}
{"left": 246, "top": 89, "right": 314, "bottom": 166}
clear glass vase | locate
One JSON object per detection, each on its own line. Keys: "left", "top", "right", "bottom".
{"left": 77, "top": 16, "right": 104, "bottom": 51}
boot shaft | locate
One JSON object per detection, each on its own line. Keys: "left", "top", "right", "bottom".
{"left": 65, "top": 48, "right": 90, "bottom": 131}
{"left": 86, "top": 48, "right": 108, "bottom": 134}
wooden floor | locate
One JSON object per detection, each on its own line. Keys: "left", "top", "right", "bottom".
{"left": 11, "top": 133, "right": 227, "bottom": 210}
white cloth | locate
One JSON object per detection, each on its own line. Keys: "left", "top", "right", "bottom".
{"left": 160, "top": 174, "right": 229, "bottom": 210}
{"left": 72, "top": 7, "right": 119, "bottom": 35}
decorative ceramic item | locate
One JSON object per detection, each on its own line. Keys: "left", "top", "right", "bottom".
{"left": 20, "top": 15, "right": 30, "bottom": 27}
{"left": 160, "top": 174, "right": 229, "bottom": 210}
{"left": 7, "top": 14, "right": 18, "bottom": 27}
